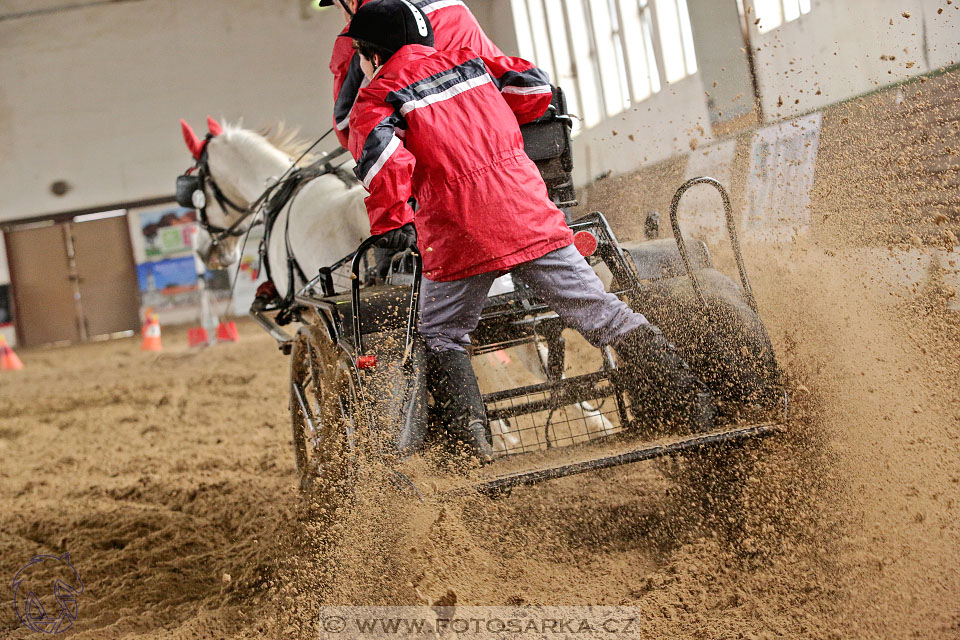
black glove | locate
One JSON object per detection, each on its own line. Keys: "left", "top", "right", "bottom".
{"left": 376, "top": 223, "right": 417, "bottom": 251}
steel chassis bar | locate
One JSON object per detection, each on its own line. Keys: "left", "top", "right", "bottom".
{"left": 249, "top": 308, "right": 293, "bottom": 347}
{"left": 670, "top": 176, "right": 758, "bottom": 314}
{"left": 470, "top": 423, "right": 784, "bottom": 496}
{"left": 290, "top": 380, "right": 314, "bottom": 475}
{"left": 483, "top": 369, "right": 620, "bottom": 422}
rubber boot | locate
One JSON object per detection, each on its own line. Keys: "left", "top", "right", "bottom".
{"left": 427, "top": 350, "right": 494, "bottom": 463}
{"left": 613, "top": 324, "right": 716, "bottom": 434}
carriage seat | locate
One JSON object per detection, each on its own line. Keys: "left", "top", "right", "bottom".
{"left": 521, "top": 87, "right": 576, "bottom": 209}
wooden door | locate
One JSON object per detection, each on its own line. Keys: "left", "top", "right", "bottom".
{"left": 5, "top": 224, "right": 81, "bottom": 345}
{"left": 71, "top": 215, "right": 141, "bottom": 338}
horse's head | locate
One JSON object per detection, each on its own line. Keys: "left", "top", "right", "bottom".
{"left": 193, "top": 225, "right": 240, "bottom": 270}
{"left": 179, "top": 117, "right": 293, "bottom": 269}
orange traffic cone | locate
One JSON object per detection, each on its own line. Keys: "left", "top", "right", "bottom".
{"left": 216, "top": 321, "right": 239, "bottom": 343}
{"left": 140, "top": 311, "right": 162, "bottom": 352}
{"left": 0, "top": 335, "right": 23, "bottom": 371}
{"left": 187, "top": 327, "right": 210, "bottom": 347}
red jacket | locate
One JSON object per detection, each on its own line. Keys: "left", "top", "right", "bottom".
{"left": 349, "top": 45, "right": 573, "bottom": 282}
{"left": 330, "top": 0, "right": 506, "bottom": 149}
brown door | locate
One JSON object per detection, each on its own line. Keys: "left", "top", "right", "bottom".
{"left": 5, "top": 223, "right": 82, "bottom": 345}
{"left": 71, "top": 215, "right": 141, "bottom": 338}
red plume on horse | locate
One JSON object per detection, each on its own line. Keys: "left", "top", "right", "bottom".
{"left": 180, "top": 116, "right": 223, "bottom": 159}
{"left": 206, "top": 116, "right": 223, "bottom": 136}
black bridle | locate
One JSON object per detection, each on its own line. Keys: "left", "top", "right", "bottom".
{"left": 176, "top": 126, "right": 345, "bottom": 318}
{"left": 176, "top": 134, "right": 263, "bottom": 245}
{"left": 177, "top": 128, "right": 340, "bottom": 247}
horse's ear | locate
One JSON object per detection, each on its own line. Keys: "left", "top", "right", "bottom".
{"left": 207, "top": 116, "right": 223, "bottom": 137}
{"left": 181, "top": 119, "right": 203, "bottom": 160}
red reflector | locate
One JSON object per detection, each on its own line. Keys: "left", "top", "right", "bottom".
{"left": 356, "top": 354, "right": 378, "bottom": 369}
{"left": 573, "top": 230, "right": 598, "bottom": 257}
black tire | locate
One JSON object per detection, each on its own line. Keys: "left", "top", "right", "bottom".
{"left": 289, "top": 326, "right": 360, "bottom": 498}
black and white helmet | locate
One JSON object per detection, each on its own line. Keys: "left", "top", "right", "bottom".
{"left": 341, "top": 0, "right": 435, "bottom": 57}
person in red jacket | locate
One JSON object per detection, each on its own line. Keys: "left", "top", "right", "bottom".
{"left": 323, "top": 0, "right": 506, "bottom": 150}
{"left": 346, "top": 0, "right": 714, "bottom": 461}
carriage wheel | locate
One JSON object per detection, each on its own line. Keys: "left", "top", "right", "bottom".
{"left": 289, "top": 326, "right": 360, "bottom": 497}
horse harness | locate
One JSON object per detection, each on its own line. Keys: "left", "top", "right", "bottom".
{"left": 176, "top": 134, "right": 256, "bottom": 243}
{"left": 177, "top": 137, "right": 358, "bottom": 320}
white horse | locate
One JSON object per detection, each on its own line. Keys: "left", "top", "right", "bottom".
{"left": 179, "top": 117, "right": 615, "bottom": 452}
{"left": 182, "top": 118, "right": 369, "bottom": 297}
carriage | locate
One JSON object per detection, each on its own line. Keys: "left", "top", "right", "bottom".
{"left": 178, "top": 94, "right": 787, "bottom": 501}
{"left": 240, "top": 96, "right": 788, "bottom": 499}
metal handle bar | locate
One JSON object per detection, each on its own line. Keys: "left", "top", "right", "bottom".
{"left": 542, "top": 104, "right": 574, "bottom": 128}
{"left": 669, "top": 176, "right": 758, "bottom": 315}
{"left": 350, "top": 235, "right": 422, "bottom": 357}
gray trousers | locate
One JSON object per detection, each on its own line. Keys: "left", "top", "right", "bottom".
{"left": 419, "top": 244, "right": 648, "bottom": 353}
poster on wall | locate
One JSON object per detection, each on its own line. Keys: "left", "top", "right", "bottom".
{"left": 744, "top": 112, "right": 823, "bottom": 241}
{"left": 127, "top": 204, "right": 269, "bottom": 321}
{"left": 136, "top": 256, "right": 200, "bottom": 311}
{"left": 139, "top": 207, "right": 197, "bottom": 258}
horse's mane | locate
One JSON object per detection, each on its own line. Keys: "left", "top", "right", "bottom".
{"left": 216, "top": 120, "right": 318, "bottom": 166}
{"left": 257, "top": 122, "right": 318, "bottom": 165}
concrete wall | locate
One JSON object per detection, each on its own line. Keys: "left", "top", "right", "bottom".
{"left": 1, "top": 0, "right": 958, "bottom": 224}
{"left": 0, "top": 0, "right": 517, "bottom": 224}
{"left": 464, "top": 0, "right": 519, "bottom": 56}
{"left": 748, "top": 0, "right": 960, "bottom": 121}
{"left": 0, "top": 0, "right": 343, "bottom": 222}
{"left": 571, "top": 73, "right": 714, "bottom": 186}
{"left": 686, "top": 0, "right": 756, "bottom": 125}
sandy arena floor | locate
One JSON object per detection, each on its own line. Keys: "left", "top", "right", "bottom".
{"left": 1, "top": 238, "right": 959, "bottom": 638}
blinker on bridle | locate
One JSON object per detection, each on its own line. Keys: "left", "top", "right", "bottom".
{"left": 176, "top": 133, "right": 255, "bottom": 244}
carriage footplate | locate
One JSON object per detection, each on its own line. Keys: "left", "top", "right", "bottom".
{"left": 459, "top": 369, "right": 785, "bottom": 496}
{"left": 466, "top": 422, "right": 785, "bottom": 496}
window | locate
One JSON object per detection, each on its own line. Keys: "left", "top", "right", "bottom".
{"left": 618, "top": 0, "right": 661, "bottom": 102}
{"left": 752, "top": 0, "right": 811, "bottom": 33}
{"left": 511, "top": 0, "right": 698, "bottom": 127}
{"left": 563, "top": 0, "right": 604, "bottom": 127}
{"left": 654, "top": 0, "right": 697, "bottom": 82}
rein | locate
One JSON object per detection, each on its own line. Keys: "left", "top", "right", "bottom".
{"left": 260, "top": 147, "right": 357, "bottom": 321}
{"left": 179, "top": 126, "right": 364, "bottom": 322}
{"left": 179, "top": 127, "right": 336, "bottom": 247}
{"left": 183, "top": 128, "right": 357, "bottom": 324}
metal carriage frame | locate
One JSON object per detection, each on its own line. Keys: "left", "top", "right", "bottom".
{"left": 256, "top": 176, "right": 788, "bottom": 496}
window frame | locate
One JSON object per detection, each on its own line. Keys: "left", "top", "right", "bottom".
{"left": 752, "top": 0, "right": 812, "bottom": 34}
{"left": 511, "top": 0, "right": 700, "bottom": 126}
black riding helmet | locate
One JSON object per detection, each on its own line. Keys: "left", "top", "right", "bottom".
{"left": 339, "top": 0, "right": 435, "bottom": 59}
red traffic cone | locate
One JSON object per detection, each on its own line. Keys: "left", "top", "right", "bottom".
{"left": 0, "top": 335, "right": 23, "bottom": 371}
{"left": 140, "top": 311, "right": 162, "bottom": 352}
{"left": 187, "top": 327, "right": 210, "bottom": 347}
{"left": 216, "top": 321, "right": 239, "bottom": 343}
